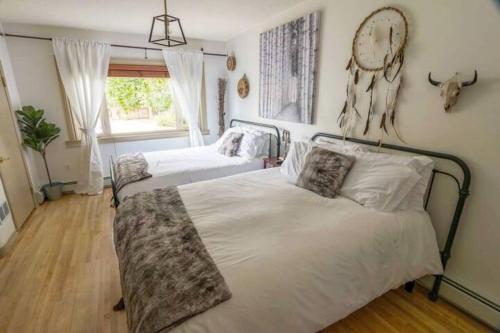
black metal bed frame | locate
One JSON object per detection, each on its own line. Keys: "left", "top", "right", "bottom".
{"left": 311, "top": 132, "right": 471, "bottom": 301}
{"left": 109, "top": 155, "right": 119, "bottom": 208}
{"left": 110, "top": 119, "right": 282, "bottom": 208}
{"left": 230, "top": 118, "right": 281, "bottom": 158}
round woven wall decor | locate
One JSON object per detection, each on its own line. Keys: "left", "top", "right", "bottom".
{"left": 237, "top": 74, "right": 249, "bottom": 98}
{"left": 352, "top": 6, "right": 408, "bottom": 72}
{"left": 226, "top": 56, "right": 236, "bottom": 71}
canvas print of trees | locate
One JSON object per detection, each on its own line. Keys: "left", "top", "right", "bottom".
{"left": 259, "top": 12, "right": 319, "bottom": 124}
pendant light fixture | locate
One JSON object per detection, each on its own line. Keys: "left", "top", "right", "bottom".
{"left": 148, "top": 0, "right": 187, "bottom": 47}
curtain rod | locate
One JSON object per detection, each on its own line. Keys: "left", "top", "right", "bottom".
{"left": 2, "top": 33, "right": 227, "bottom": 57}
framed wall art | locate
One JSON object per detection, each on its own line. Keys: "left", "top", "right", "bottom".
{"left": 259, "top": 12, "right": 320, "bottom": 124}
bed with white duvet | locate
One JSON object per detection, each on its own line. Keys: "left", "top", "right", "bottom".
{"left": 113, "top": 119, "right": 280, "bottom": 202}
{"left": 113, "top": 133, "right": 470, "bottom": 333}
{"left": 169, "top": 167, "right": 443, "bottom": 333}
{"left": 117, "top": 144, "right": 264, "bottom": 200}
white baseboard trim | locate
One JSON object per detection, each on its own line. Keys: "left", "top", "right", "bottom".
{"left": 419, "top": 276, "right": 500, "bottom": 330}
{"left": 60, "top": 178, "right": 111, "bottom": 194}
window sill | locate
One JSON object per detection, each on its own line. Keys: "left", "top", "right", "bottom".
{"left": 65, "top": 129, "right": 210, "bottom": 148}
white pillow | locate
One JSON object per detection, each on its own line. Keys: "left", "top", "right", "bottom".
{"left": 312, "top": 141, "right": 433, "bottom": 211}
{"left": 280, "top": 141, "right": 315, "bottom": 184}
{"left": 216, "top": 127, "right": 270, "bottom": 158}
{"left": 238, "top": 132, "right": 262, "bottom": 158}
{"left": 396, "top": 156, "right": 434, "bottom": 211}
{"left": 352, "top": 151, "right": 434, "bottom": 211}
{"left": 314, "top": 137, "right": 368, "bottom": 152}
{"left": 241, "top": 128, "right": 270, "bottom": 157}
{"left": 280, "top": 140, "right": 364, "bottom": 184}
{"left": 214, "top": 127, "right": 244, "bottom": 150}
{"left": 340, "top": 152, "right": 422, "bottom": 211}
{"left": 315, "top": 141, "right": 368, "bottom": 154}
{"left": 282, "top": 141, "right": 431, "bottom": 211}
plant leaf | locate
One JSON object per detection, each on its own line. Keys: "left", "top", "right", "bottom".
{"left": 15, "top": 105, "right": 61, "bottom": 154}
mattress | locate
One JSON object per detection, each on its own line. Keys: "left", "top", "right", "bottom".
{"left": 117, "top": 144, "right": 264, "bottom": 200}
{"left": 168, "top": 168, "right": 443, "bottom": 333}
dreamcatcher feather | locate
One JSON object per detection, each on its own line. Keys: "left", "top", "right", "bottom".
{"left": 338, "top": 57, "right": 362, "bottom": 138}
{"left": 381, "top": 34, "right": 405, "bottom": 143}
{"left": 363, "top": 73, "right": 377, "bottom": 135}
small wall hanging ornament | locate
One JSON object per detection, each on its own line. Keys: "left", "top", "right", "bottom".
{"left": 339, "top": 6, "right": 408, "bottom": 143}
{"left": 237, "top": 74, "right": 249, "bottom": 98}
{"left": 217, "top": 78, "right": 228, "bottom": 137}
{"left": 428, "top": 70, "right": 477, "bottom": 112}
{"left": 226, "top": 55, "right": 236, "bottom": 71}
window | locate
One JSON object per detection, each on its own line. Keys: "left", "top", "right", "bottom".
{"left": 62, "top": 63, "right": 207, "bottom": 143}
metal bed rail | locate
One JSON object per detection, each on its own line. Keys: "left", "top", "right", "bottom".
{"left": 109, "top": 155, "right": 119, "bottom": 208}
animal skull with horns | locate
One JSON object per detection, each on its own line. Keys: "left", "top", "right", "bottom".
{"left": 428, "top": 70, "right": 477, "bottom": 112}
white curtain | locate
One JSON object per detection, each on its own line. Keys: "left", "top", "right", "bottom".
{"left": 162, "top": 50, "right": 205, "bottom": 147}
{"left": 53, "top": 37, "right": 110, "bottom": 195}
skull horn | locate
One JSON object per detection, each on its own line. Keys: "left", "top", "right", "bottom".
{"left": 428, "top": 72, "right": 442, "bottom": 86}
{"left": 461, "top": 70, "right": 478, "bottom": 87}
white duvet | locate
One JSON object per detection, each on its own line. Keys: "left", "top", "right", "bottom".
{"left": 118, "top": 145, "right": 263, "bottom": 200}
{"left": 168, "top": 168, "right": 443, "bottom": 333}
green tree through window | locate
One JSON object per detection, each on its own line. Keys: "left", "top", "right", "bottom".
{"left": 105, "top": 77, "right": 176, "bottom": 128}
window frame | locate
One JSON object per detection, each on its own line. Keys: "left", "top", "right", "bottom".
{"left": 60, "top": 60, "right": 208, "bottom": 146}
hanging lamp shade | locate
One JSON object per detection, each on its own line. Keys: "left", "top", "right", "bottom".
{"left": 148, "top": 0, "right": 187, "bottom": 47}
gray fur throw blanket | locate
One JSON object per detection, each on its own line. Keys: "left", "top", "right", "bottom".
{"left": 113, "top": 152, "right": 152, "bottom": 193}
{"left": 114, "top": 187, "right": 232, "bottom": 333}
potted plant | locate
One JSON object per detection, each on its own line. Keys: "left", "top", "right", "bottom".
{"left": 16, "top": 106, "right": 62, "bottom": 201}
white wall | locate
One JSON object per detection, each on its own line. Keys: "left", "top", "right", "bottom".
{"left": 3, "top": 23, "right": 227, "bottom": 189}
{"left": 227, "top": 0, "right": 500, "bottom": 327}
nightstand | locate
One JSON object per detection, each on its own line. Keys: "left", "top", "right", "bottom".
{"left": 263, "top": 157, "right": 283, "bottom": 169}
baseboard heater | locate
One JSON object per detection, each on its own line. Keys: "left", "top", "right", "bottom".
{"left": 442, "top": 276, "right": 500, "bottom": 313}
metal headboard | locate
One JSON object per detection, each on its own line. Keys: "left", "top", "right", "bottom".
{"left": 230, "top": 119, "right": 281, "bottom": 158}
{"left": 311, "top": 133, "right": 471, "bottom": 301}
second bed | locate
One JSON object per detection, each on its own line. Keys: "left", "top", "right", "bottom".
{"left": 111, "top": 119, "right": 281, "bottom": 204}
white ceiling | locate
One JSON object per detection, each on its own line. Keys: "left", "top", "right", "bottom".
{"left": 0, "top": 0, "right": 307, "bottom": 41}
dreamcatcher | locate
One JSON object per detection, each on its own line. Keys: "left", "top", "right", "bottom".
{"left": 338, "top": 6, "right": 408, "bottom": 143}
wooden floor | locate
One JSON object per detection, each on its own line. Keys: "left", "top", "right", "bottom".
{"left": 0, "top": 190, "right": 492, "bottom": 333}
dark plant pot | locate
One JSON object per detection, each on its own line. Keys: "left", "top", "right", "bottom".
{"left": 43, "top": 182, "right": 63, "bottom": 201}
